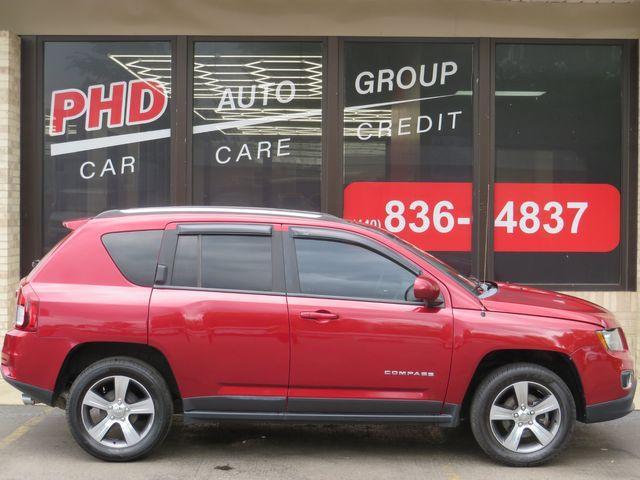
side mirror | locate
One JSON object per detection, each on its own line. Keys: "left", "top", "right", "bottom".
{"left": 413, "top": 275, "right": 442, "bottom": 306}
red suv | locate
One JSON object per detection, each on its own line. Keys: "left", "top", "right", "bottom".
{"left": 2, "top": 207, "right": 635, "bottom": 465}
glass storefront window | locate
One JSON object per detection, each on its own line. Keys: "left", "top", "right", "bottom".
{"left": 341, "top": 41, "right": 475, "bottom": 274}
{"left": 191, "top": 41, "right": 323, "bottom": 210}
{"left": 26, "top": 38, "right": 637, "bottom": 290}
{"left": 494, "top": 43, "right": 624, "bottom": 285}
{"left": 43, "top": 41, "right": 172, "bottom": 250}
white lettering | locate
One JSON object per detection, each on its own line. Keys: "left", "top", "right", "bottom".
{"left": 215, "top": 146, "right": 232, "bottom": 164}
{"left": 417, "top": 115, "right": 433, "bottom": 133}
{"left": 237, "top": 143, "right": 252, "bottom": 162}
{"left": 80, "top": 161, "right": 95, "bottom": 179}
{"left": 355, "top": 71, "right": 375, "bottom": 95}
{"left": 378, "top": 120, "right": 392, "bottom": 138}
{"left": 448, "top": 110, "right": 462, "bottom": 129}
{"left": 440, "top": 61, "right": 458, "bottom": 84}
{"left": 120, "top": 155, "right": 136, "bottom": 174}
{"left": 237, "top": 85, "right": 256, "bottom": 109}
{"left": 277, "top": 137, "right": 291, "bottom": 157}
{"left": 397, "top": 117, "right": 411, "bottom": 136}
{"left": 217, "top": 88, "right": 236, "bottom": 111}
{"left": 377, "top": 69, "right": 394, "bottom": 93}
{"left": 100, "top": 158, "right": 116, "bottom": 177}
{"left": 396, "top": 66, "right": 417, "bottom": 90}
{"left": 257, "top": 141, "right": 271, "bottom": 160}
{"left": 261, "top": 83, "right": 273, "bottom": 106}
{"left": 357, "top": 122, "right": 372, "bottom": 141}
{"left": 420, "top": 63, "right": 438, "bottom": 87}
{"left": 275, "top": 81, "right": 295, "bottom": 104}
{"left": 354, "top": 111, "right": 461, "bottom": 140}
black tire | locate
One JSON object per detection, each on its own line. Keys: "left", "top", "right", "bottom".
{"left": 66, "top": 357, "right": 173, "bottom": 461}
{"left": 470, "top": 363, "right": 576, "bottom": 467}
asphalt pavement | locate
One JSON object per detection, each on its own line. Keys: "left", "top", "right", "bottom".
{"left": 0, "top": 405, "right": 638, "bottom": 479}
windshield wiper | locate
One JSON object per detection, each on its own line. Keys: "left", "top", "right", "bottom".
{"left": 466, "top": 275, "right": 496, "bottom": 294}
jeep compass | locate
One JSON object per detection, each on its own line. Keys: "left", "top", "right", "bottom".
{"left": 1, "top": 207, "right": 636, "bottom": 466}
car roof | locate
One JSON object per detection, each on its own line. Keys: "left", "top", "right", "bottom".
{"left": 94, "top": 206, "right": 344, "bottom": 223}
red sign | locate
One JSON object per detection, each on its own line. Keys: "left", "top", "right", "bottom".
{"left": 49, "top": 80, "right": 168, "bottom": 136}
{"left": 343, "top": 182, "right": 473, "bottom": 251}
{"left": 493, "top": 183, "right": 620, "bottom": 252}
{"left": 343, "top": 182, "right": 620, "bottom": 253}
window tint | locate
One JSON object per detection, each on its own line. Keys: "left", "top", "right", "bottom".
{"left": 294, "top": 239, "right": 416, "bottom": 301}
{"left": 342, "top": 41, "right": 475, "bottom": 275}
{"left": 170, "top": 234, "right": 273, "bottom": 292}
{"left": 201, "top": 236, "right": 272, "bottom": 291}
{"left": 192, "top": 41, "right": 322, "bottom": 212}
{"left": 494, "top": 44, "right": 623, "bottom": 285}
{"left": 172, "top": 235, "right": 199, "bottom": 287}
{"left": 102, "top": 230, "right": 162, "bottom": 286}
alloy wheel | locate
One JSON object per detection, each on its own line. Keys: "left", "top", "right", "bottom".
{"left": 488, "top": 380, "right": 561, "bottom": 453}
{"left": 80, "top": 375, "right": 155, "bottom": 448}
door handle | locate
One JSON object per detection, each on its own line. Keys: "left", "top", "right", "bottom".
{"left": 300, "top": 310, "right": 340, "bottom": 321}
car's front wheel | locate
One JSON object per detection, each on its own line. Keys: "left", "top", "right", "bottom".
{"left": 66, "top": 357, "right": 173, "bottom": 461}
{"left": 470, "top": 363, "right": 576, "bottom": 467}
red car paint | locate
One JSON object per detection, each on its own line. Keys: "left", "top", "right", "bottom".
{"left": 1, "top": 208, "right": 635, "bottom": 421}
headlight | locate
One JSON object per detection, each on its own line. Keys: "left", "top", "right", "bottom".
{"left": 596, "top": 328, "right": 627, "bottom": 352}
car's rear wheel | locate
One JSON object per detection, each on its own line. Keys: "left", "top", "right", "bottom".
{"left": 470, "top": 363, "right": 576, "bottom": 467}
{"left": 66, "top": 357, "right": 173, "bottom": 461}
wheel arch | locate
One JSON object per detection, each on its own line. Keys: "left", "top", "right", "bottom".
{"left": 54, "top": 342, "right": 183, "bottom": 413}
{"left": 460, "top": 349, "right": 586, "bottom": 422}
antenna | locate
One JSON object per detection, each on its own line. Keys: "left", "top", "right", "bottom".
{"left": 482, "top": 182, "right": 491, "bottom": 282}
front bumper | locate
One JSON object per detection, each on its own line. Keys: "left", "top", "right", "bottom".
{"left": 584, "top": 379, "right": 636, "bottom": 423}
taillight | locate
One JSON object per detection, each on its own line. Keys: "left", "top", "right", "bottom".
{"left": 15, "top": 286, "right": 39, "bottom": 332}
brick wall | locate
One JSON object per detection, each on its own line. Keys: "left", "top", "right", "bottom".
{"left": 0, "top": 32, "right": 20, "bottom": 332}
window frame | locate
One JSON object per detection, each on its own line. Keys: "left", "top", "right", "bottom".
{"left": 184, "top": 36, "right": 330, "bottom": 209}
{"left": 283, "top": 225, "right": 429, "bottom": 305}
{"left": 155, "top": 223, "right": 286, "bottom": 296}
{"left": 486, "top": 38, "right": 638, "bottom": 291}
{"left": 20, "top": 35, "right": 638, "bottom": 291}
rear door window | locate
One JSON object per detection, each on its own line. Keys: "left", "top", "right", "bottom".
{"left": 102, "top": 230, "right": 163, "bottom": 286}
{"left": 170, "top": 233, "right": 273, "bottom": 292}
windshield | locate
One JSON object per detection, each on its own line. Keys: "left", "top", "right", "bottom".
{"left": 354, "top": 222, "right": 483, "bottom": 295}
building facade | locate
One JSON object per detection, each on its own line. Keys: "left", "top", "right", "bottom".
{"left": 1, "top": 0, "right": 640, "bottom": 394}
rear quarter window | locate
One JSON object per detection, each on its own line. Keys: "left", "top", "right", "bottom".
{"left": 102, "top": 230, "right": 163, "bottom": 286}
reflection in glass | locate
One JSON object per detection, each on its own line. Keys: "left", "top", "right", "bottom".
{"left": 192, "top": 42, "right": 323, "bottom": 211}
{"left": 43, "top": 42, "right": 172, "bottom": 251}
{"left": 494, "top": 44, "right": 623, "bottom": 285}
{"left": 295, "top": 238, "right": 416, "bottom": 301}
{"left": 201, "top": 235, "right": 272, "bottom": 291}
{"left": 342, "top": 42, "right": 475, "bottom": 274}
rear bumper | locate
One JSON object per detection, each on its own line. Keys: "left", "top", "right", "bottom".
{"left": 1, "top": 369, "right": 54, "bottom": 406}
{"left": 584, "top": 379, "right": 636, "bottom": 424}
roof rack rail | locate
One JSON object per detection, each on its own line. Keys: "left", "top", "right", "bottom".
{"left": 94, "top": 206, "right": 342, "bottom": 221}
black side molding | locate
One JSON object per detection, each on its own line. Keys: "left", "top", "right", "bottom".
{"left": 183, "top": 411, "right": 457, "bottom": 426}
{"left": 183, "top": 395, "right": 285, "bottom": 413}
{"left": 287, "top": 397, "right": 442, "bottom": 415}
{"left": 181, "top": 396, "right": 461, "bottom": 427}
{"left": 584, "top": 381, "right": 636, "bottom": 423}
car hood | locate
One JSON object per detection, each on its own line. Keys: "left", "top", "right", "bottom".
{"left": 479, "top": 282, "right": 614, "bottom": 328}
